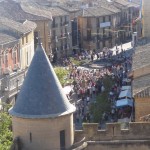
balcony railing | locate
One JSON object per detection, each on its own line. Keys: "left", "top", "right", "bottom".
{"left": 0, "top": 69, "right": 27, "bottom": 101}
{"left": 52, "top": 23, "right": 58, "bottom": 28}
{"left": 63, "top": 21, "right": 69, "bottom": 26}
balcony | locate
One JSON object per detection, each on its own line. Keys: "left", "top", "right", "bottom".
{"left": 0, "top": 69, "right": 27, "bottom": 101}
{"left": 3, "top": 67, "right": 11, "bottom": 75}
{"left": 52, "top": 23, "right": 58, "bottom": 28}
{"left": 60, "top": 22, "right": 63, "bottom": 26}
{"left": 13, "top": 63, "right": 20, "bottom": 72}
{"left": 121, "top": 19, "right": 130, "bottom": 26}
{"left": 97, "top": 35, "right": 112, "bottom": 41}
{"left": 63, "top": 21, "right": 69, "bottom": 26}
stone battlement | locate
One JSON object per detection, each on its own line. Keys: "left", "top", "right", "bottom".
{"left": 75, "top": 122, "right": 150, "bottom": 142}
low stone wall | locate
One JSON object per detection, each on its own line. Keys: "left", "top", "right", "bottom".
{"left": 74, "top": 123, "right": 150, "bottom": 150}
{"left": 85, "top": 140, "right": 150, "bottom": 150}
{"left": 75, "top": 122, "right": 150, "bottom": 141}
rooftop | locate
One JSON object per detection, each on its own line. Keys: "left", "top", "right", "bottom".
{"left": 20, "top": 2, "right": 53, "bottom": 19}
{"left": 9, "top": 40, "right": 75, "bottom": 119}
{"left": 0, "top": 17, "right": 36, "bottom": 35}
{"left": 132, "top": 74, "right": 150, "bottom": 97}
{"left": 0, "top": 33, "right": 18, "bottom": 45}
{"left": 132, "top": 43, "right": 150, "bottom": 71}
{"left": 82, "top": 6, "right": 114, "bottom": 17}
{"left": 0, "top": 0, "right": 51, "bottom": 21}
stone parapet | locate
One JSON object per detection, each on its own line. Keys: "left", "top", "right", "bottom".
{"left": 75, "top": 122, "right": 150, "bottom": 142}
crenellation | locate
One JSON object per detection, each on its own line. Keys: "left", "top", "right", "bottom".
{"left": 75, "top": 122, "right": 150, "bottom": 142}
{"left": 83, "top": 123, "right": 99, "bottom": 140}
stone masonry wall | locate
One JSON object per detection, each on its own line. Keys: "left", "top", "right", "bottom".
{"left": 135, "top": 97, "right": 150, "bottom": 121}
{"left": 75, "top": 123, "right": 150, "bottom": 150}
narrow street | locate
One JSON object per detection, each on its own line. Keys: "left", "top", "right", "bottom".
{"left": 65, "top": 46, "right": 133, "bottom": 130}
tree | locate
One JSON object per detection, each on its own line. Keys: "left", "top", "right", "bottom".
{"left": 0, "top": 112, "right": 13, "bottom": 150}
{"left": 54, "top": 67, "right": 72, "bottom": 86}
{"left": 90, "top": 76, "right": 114, "bottom": 123}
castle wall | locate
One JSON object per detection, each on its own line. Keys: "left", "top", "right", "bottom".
{"left": 85, "top": 140, "right": 150, "bottom": 150}
{"left": 12, "top": 114, "right": 74, "bottom": 150}
{"left": 135, "top": 97, "right": 150, "bottom": 121}
{"left": 75, "top": 123, "right": 150, "bottom": 150}
{"left": 133, "top": 65, "right": 150, "bottom": 79}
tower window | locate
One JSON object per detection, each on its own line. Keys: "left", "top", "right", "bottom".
{"left": 30, "top": 132, "right": 32, "bottom": 143}
{"left": 60, "top": 130, "right": 65, "bottom": 150}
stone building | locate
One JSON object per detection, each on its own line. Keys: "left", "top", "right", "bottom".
{"left": 132, "top": 43, "right": 150, "bottom": 122}
{"left": 47, "top": 7, "right": 72, "bottom": 60}
{"left": 142, "top": 0, "right": 150, "bottom": 38}
{"left": 58, "top": 3, "right": 82, "bottom": 55}
{"left": 78, "top": 6, "right": 115, "bottom": 51}
{"left": 74, "top": 0, "right": 139, "bottom": 52}
{"left": 0, "top": 0, "right": 52, "bottom": 57}
{"left": 0, "top": 17, "right": 36, "bottom": 106}
{"left": 9, "top": 40, "right": 76, "bottom": 150}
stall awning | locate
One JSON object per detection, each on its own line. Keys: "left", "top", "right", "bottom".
{"left": 121, "top": 86, "right": 131, "bottom": 91}
{"left": 116, "top": 99, "right": 133, "bottom": 108}
{"left": 63, "top": 85, "right": 73, "bottom": 95}
{"left": 119, "top": 90, "right": 131, "bottom": 99}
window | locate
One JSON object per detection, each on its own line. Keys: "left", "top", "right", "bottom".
{"left": 53, "top": 30, "right": 56, "bottom": 39}
{"left": 103, "top": 41, "right": 105, "bottom": 47}
{"left": 13, "top": 52, "right": 16, "bottom": 64}
{"left": 26, "top": 35, "right": 28, "bottom": 43}
{"left": 103, "top": 16, "right": 105, "bottom": 22}
{"left": 34, "top": 32, "right": 38, "bottom": 49}
{"left": 65, "top": 16, "right": 67, "bottom": 23}
{"left": 22, "top": 37, "right": 24, "bottom": 45}
{"left": 60, "top": 130, "right": 65, "bottom": 150}
{"left": 26, "top": 51, "right": 28, "bottom": 66}
{"left": 103, "top": 28, "right": 105, "bottom": 36}
{"left": 87, "top": 18, "right": 91, "bottom": 28}
{"left": 30, "top": 132, "right": 32, "bottom": 143}
{"left": 96, "top": 18, "right": 99, "bottom": 27}
{"left": 109, "top": 16, "right": 111, "bottom": 22}
{"left": 87, "top": 29, "right": 91, "bottom": 40}
{"left": 61, "top": 29, "right": 63, "bottom": 37}
{"left": 53, "top": 18, "right": 55, "bottom": 25}
{"left": 60, "top": 17, "right": 63, "bottom": 26}
{"left": 5, "top": 54, "right": 8, "bottom": 68}
{"left": 65, "top": 28, "right": 67, "bottom": 35}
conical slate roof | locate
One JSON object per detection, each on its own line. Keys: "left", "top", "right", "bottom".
{"left": 9, "top": 41, "right": 76, "bottom": 118}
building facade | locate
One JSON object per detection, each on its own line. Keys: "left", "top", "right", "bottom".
{"left": 78, "top": 7, "right": 115, "bottom": 52}
{"left": 49, "top": 7, "right": 72, "bottom": 61}
{"left": 76, "top": 0, "right": 139, "bottom": 52}
{"left": 0, "top": 0, "right": 52, "bottom": 57}
{"left": 0, "top": 17, "right": 36, "bottom": 105}
{"left": 132, "top": 43, "right": 150, "bottom": 121}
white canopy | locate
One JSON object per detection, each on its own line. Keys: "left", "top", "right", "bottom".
{"left": 63, "top": 85, "right": 73, "bottom": 95}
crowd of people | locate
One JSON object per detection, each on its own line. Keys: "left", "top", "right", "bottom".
{"left": 61, "top": 48, "right": 133, "bottom": 128}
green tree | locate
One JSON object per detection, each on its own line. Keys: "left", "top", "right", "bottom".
{"left": 0, "top": 112, "right": 13, "bottom": 150}
{"left": 54, "top": 67, "right": 72, "bottom": 86}
{"left": 90, "top": 76, "right": 115, "bottom": 122}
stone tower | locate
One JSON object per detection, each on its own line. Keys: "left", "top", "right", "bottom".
{"left": 9, "top": 40, "right": 76, "bottom": 150}
{"left": 142, "top": 0, "right": 150, "bottom": 38}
